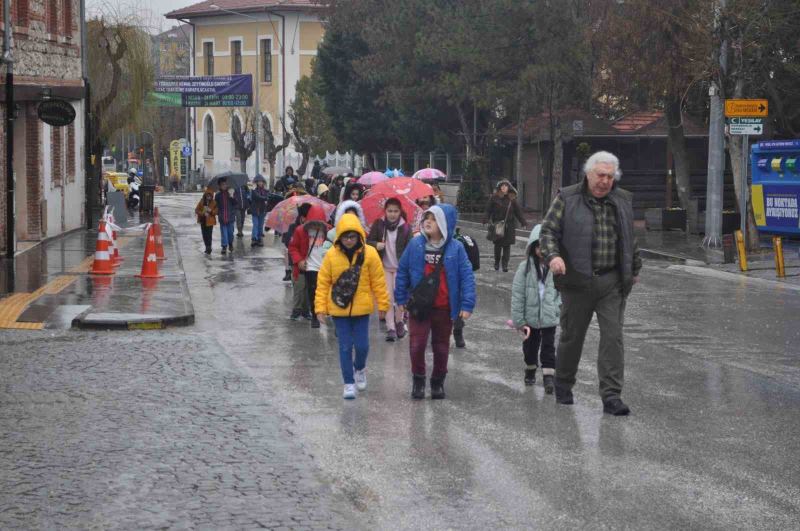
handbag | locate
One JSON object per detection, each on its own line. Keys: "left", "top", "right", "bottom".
{"left": 487, "top": 201, "right": 512, "bottom": 242}
{"left": 407, "top": 246, "right": 447, "bottom": 321}
{"left": 331, "top": 250, "right": 365, "bottom": 309}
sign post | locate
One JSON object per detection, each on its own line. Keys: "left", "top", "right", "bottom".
{"left": 725, "top": 99, "right": 767, "bottom": 238}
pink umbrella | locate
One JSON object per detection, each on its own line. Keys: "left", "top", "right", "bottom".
{"left": 266, "top": 195, "right": 335, "bottom": 233}
{"left": 412, "top": 168, "right": 446, "bottom": 180}
{"left": 365, "top": 177, "right": 435, "bottom": 201}
{"left": 357, "top": 171, "right": 389, "bottom": 186}
{"left": 359, "top": 192, "right": 423, "bottom": 233}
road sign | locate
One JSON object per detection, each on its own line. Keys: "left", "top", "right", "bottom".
{"left": 727, "top": 117, "right": 764, "bottom": 136}
{"left": 181, "top": 145, "right": 192, "bottom": 157}
{"left": 724, "top": 99, "right": 768, "bottom": 117}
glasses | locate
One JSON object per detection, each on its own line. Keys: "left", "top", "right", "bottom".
{"left": 341, "top": 234, "right": 359, "bottom": 241}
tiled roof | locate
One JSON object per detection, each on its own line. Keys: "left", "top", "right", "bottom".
{"left": 611, "top": 111, "right": 664, "bottom": 133}
{"left": 498, "top": 108, "right": 617, "bottom": 140}
{"left": 165, "top": 0, "right": 322, "bottom": 19}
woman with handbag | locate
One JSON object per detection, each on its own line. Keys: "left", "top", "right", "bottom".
{"left": 315, "top": 213, "right": 390, "bottom": 400}
{"left": 485, "top": 180, "right": 526, "bottom": 272}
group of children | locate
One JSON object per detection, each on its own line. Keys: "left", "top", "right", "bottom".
{"left": 197, "top": 181, "right": 562, "bottom": 400}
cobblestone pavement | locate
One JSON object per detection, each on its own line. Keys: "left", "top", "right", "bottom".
{"left": 0, "top": 329, "right": 359, "bottom": 530}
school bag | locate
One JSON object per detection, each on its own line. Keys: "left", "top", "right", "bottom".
{"left": 331, "top": 251, "right": 365, "bottom": 309}
{"left": 455, "top": 230, "right": 480, "bottom": 271}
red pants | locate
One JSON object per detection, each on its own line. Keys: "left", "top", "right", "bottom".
{"left": 409, "top": 307, "right": 453, "bottom": 378}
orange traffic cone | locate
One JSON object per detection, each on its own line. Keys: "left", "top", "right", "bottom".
{"left": 136, "top": 224, "right": 164, "bottom": 279}
{"left": 153, "top": 210, "right": 166, "bottom": 261}
{"left": 90, "top": 221, "right": 115, "bottom": 275}
{"left": 106, "top": 220, "right": 123, "bottom": 266}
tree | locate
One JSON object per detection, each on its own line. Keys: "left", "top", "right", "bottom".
{"left": 228, "top": 109, "right": 257, "bottom": 173}
{"left": 291, "top": 73, "right": 340, "bottom": 159}
{"left": 262, "top": 114, "right": 288, "bottom": 185}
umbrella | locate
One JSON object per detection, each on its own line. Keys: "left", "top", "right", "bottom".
{"left": 384, "top": 168, "right": 405, "bottom": 177}
{"left": 207, "top": 171, "right": 249, "bottom": 190}
{"left": 266, "top": 195, "right": 336, "bottom": 234}
{"left": 357, "top": 171, "right": 389, "bottom": 186}
{"left": 360, "top": 192, "right": 423, "bottom": 233}
{"left": 412, "top": 168, "right": 446, "bottom": 181}
{"left": 366, "top": 177, "right": 434, "bottom": 201}
{"left": 322, "top": 166, "right": 352, "bottom": 177}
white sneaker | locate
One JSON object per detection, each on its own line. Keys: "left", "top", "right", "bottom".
{"left": 343, "top": 384, "right": 357, "bottom": 399}
{"left": 354, "top": 369, "right": 367, "bottom": 391}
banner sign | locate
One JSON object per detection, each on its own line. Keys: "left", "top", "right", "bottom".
{"left": 152, "top": 75, "right": 253, "bottom": 107}
{"left": 752, "top": 184, "right": 800, "bottom": 233}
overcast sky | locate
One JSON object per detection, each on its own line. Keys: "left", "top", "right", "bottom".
{"left": 87, "top": 0, "right": 200, "bottom": 33}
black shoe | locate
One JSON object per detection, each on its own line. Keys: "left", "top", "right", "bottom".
{"left": 237, "top": 232, "right": 244, "bottom": 238}
{"left": 289, "top": 310, "right": 301, "bottom": 321}
{"left": 502, "top": 267, "right": 509, "bottom": 272}
{"left": 282, "top": 270, "right": 292, "bottom": 282}
{"left": 494, "top": 262, "right": 500, "bottom": 271}
{"left": 310, "top": 317, "right": 320, "bottom": 329}
{"left": 302, "top": 312, "right": 312, "bottom": 320}
{"left": 221, "top": 247, "right": 227, "bottom": 255}
{"left": 430, "top": 375, "right": 446, "bottom": 400}
{"left": 453, "top": 321, "right": 466, "bottom": 348}
{"left": 524, "top": 369, "right": 536, "bottom": 386}
{"left": 555, "top": 385, "right": 574, "bottom": 405}
{"left": 603, "top": 398, "right": 631, "bottom": 416}
{"left": 543, "top": 375, "right": 555, "bottom": 395}
{"left": 411, "top": 375, "right": 426, "bottom": 400}
{"left": 204, "top": 247, "right": 212, "bottom": 255}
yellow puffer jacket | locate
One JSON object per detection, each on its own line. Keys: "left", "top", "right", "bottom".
{"left": 315, "top": 213, "right": 390, "bottom": 317}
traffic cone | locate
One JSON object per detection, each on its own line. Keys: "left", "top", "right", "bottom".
{"left": 136, "top": 223, "right": 164, "bottom": 279}
{"left": 106, "top": 220, "right": 123, "bottom": 266}
{"left": 90, "top": 220, "right": 115, "bottom": 275}
{"left": 153, "top": 208, "right": 166, "bottom": 261}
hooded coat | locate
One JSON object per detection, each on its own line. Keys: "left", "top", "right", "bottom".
{"left": 485, "top": 179, "right": 526, "bottom": 246}
{"left": 511, "top": 224, "right": 561, "bottom": 329}
{"left": 288, "top": 204, "right": 330, "bottom": 281}
{"left": 195, "top": 190, "right": 218, "bottom": 226}
{"left": 395, "top": 204, "right": 476, "bottom": 320}
{"left": 249, "top": 184, "right": 270, "bottom": 216}
{"left": 315, "top": 213, "right": 390, "bottom": 318}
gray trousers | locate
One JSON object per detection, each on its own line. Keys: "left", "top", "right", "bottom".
{"left": 555, "top": 271, "right": 626, "bottom": 401}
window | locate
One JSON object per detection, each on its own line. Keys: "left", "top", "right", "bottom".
{"left": 47, "top": 0, "right": 58, "bottom": 35}
{"left": 231, "top": 40, "right": 242, "bottom": 75}
{"left": 62, "top": 0, "right": 72, "bottom": 37}
{"left": 67, "top": 123, "right": 75, "bottom": 182}
{"left": 52, "top": 128, "right": 63, "bottom": 187}
{"left": 204, "top": 42, "right": 214, "bottom": 75}
{"left": 204, "top": 115, "right": 214, "bottom": 157}
{"left": 260, "top": 39, "right": 272, "bottom": 83}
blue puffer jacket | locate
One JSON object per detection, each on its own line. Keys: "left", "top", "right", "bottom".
{"left": 395, "top": 203, "right": 476, "bottom": 320}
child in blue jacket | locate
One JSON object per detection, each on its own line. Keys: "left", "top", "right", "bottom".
{"left": 395, "top": 203, "right": 476, "bottom": 400}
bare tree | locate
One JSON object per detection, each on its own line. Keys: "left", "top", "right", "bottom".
{"left": 262, "top": 114, "right": 288, "bottom": 187}
{"left": 228, "top": 109, "right": 257, "bottom": 173}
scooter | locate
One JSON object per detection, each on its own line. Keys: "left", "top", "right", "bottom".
{"left": 127, "top": 180, "right": 141, "bottom": 210}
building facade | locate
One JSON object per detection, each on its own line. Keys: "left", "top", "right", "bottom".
{"left": 1, "top": 0, "right": 86, "bottom": 256}
{"left": 166, "top": 0, "right": 324, "bottom": 181}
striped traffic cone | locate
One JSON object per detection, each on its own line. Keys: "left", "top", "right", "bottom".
{"left": 136, "top": 223, "right": 164, "bottom": 279}
{"left": 90, "top": 220, "right": 115, "bottom": 275}
{"left": 105, "top": 219, "right": 123, "bottom": 266}
{"left": 153, "top": 208, "right": 166, "bottom": 261}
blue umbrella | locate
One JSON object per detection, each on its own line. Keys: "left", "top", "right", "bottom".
{"left": 384, "top": 168, "right": 405, "bottom": 177}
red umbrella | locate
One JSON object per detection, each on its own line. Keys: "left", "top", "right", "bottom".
{"left": 359, "top": 192, "right": 424, "bottom": 232}
{"left": 266, "top": 195, "right": 335, "bottom": 233}
{"left": 365, "top": 177, "right": 434, "bottom": 201}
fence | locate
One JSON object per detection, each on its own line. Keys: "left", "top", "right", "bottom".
{"left": 279, "top": 151, "right": 467, "bottom": 180}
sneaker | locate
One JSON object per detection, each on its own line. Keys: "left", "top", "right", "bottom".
{"left": 385, "top": 330, "right": 396, "bottom": 342}
{"left": 411, "top": 375, "right": 425, "bottom": 400}
{"left": 524, "top": 369, "right": 536, "bottom": 386}
{"left": 221, "top": 247, "right": 227, "bottom": 255}
{"left": 289, "top": 309, "right": 302, "bottom": 321}
{"left": 302, "top": 312, "right": 312, "bottom": 320}
{"left": 603, "top": 398, "right": 631, "bottom": 416}
{"left": 237, "top": 232, "right": 244, "bottom": 238}
{"left": 343, "top": 384, "right": 357, "bottom": 399}
{"left": 430, "top": 375, "right": 446, "bottom": 400}
{"left": 354, "top": 369, "right": 367, "bottom": 391}
{"left": 396, "top": 321, "right": 406, "bottom": 339}
{"left": 543, "top": 375, "right": 555, "bottom": 394}
{"left": 310, "top": 317, "right": 321, "bottom": 329}
{"left": 555, "top": 386, "right": 574, "bottom": 405}
{"left": 204, "top": 248, "right": 212, "bottom": 255}
{"left": 282, "top": 270, "right": 292, "bottom": 282}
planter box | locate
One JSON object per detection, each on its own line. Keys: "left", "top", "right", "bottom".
{"left": 645, "top": 208, "right": 687, "bottom": 231}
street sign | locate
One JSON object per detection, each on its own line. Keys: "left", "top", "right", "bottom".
{"left": 181, "top": 145, "right": 192, "bottom": 157}
{"left": 724, "top": 99, "right": 768, "bottom": 117}
{"left": 727, "top": 117, "right": 764, "bottom": 136}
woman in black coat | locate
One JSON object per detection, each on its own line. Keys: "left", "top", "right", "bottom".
{"left": 485, "top": 179, "right": 526, "bottom": 272}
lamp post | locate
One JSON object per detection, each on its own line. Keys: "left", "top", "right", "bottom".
{"left": 210, "top": 4, "right": 263, "bottom": 176}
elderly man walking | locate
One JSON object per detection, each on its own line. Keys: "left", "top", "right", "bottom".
{"left": 539, "top": 151, "right": 641, "bottom": 416}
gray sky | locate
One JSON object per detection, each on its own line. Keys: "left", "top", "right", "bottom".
{"left": 87, "top": 0, "right": 200, "bottom": 33}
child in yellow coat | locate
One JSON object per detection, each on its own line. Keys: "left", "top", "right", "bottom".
{"left": 315, "top": 213, "right": 390, "bottom": 399}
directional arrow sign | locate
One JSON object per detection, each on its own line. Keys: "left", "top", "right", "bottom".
{"left": 728, "top": 123, "right": 763, "bottom": 136}
{"left": 725, "top": 99, "right": 768, "bottom": 117}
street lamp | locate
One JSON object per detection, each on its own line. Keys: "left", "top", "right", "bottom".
{"left": 209, "top": 4, "right": 263, "bottom": 176}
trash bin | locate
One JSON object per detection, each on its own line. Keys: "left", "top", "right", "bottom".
{"left": 140, "top": 184, "right": 156, "bottom": 215}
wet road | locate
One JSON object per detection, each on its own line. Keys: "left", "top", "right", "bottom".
{"left": 163, "top": 193, "right": 800, "bottom": 529}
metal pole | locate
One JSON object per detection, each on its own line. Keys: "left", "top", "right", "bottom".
{"left": 4, "top": 0, "right": 15, "bottom": 259}
{"left": 254, "top": 20, "right": 260, "bottom": 176}
{"left": 740, "top": 135, "right": 748, "bottom": 236}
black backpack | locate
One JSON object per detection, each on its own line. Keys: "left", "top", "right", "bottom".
{"left": 407, "top": 247, "right": 446, "bottom": 321}
{"left": 455, "top": 230, "right": 480, "bottom": 271}
{"left": 331, "top": 251, "right": 365, "bottom": 309}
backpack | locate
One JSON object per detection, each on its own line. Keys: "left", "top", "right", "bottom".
{"left": 407, "top": 247, "right": 446, "bottom": 321}
{"left": 331, "top": 250, "right": 365, "bottom": 309}
{"left": 455, "top": 230, "right": 480, "bottom": 271}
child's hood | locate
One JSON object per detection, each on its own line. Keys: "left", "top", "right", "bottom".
{"left": 334, "top": 200, "right": 366, "bottom": 228}
{"left": 303, "top": 204, "right": 329, "bottom": 232}
{"left": 423, "top": 204, "right": 458, "bottom": 245}
{"left": 334, "top": 213, "right": 366, "bottom": 245}
{"left": 526, "top": 224, "right": 542, "bottom": 254}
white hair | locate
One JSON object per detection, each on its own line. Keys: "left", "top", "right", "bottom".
{"left": 583, "top": 151, "right": 622, "bottom": 181}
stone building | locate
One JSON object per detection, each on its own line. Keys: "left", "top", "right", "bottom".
{"left": 1, "top": 0, "right": 86, "bottom": 256}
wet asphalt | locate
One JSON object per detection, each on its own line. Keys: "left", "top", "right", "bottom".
{"left": 161, "top": 193, "right": 800, "bottom": 530}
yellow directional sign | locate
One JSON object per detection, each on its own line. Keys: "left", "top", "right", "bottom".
{"left": 724, "top": 99, "right": 768, "bottom": 117}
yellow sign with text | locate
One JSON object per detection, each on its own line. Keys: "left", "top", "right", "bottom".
{"left": 724, "top": 99, "right": 768, "bottom": 118}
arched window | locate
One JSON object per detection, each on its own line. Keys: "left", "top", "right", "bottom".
{"left": 204, "top": 115, "right": 214, "bottom": 156}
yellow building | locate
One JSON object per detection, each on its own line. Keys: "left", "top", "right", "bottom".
{"left": 166, "top": 0, "right": 325, "bottom": 181}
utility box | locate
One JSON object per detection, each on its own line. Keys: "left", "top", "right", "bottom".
{"left": 751, "top": 140, "right": 800, "bottom": 235}
{"left": 140, "top": 184, "right": 156, "bottom": 215}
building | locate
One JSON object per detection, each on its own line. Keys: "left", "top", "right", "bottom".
{"left": 499, "top": 109, "right": 736, "bottom": 218}
{"left": 1, "top": 0, "right": 87, "bottom": 256}
{"left": 153, "top": 24, "right": 191, "bottom": 77}
{"left": 165, "top": 0, "right": 325, "bottom": 181}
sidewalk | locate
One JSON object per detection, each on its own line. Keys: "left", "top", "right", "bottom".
{"left": 0, "top": 212, "right": 194, "bottom": 330}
